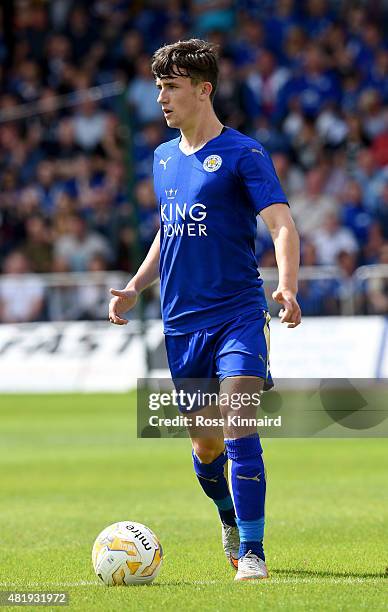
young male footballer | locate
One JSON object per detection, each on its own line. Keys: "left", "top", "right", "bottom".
{"left": 109, "top": 39, "right": 301, "bottom": 581}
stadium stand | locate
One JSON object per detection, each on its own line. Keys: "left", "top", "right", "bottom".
{"left": 0, "top": 0, "right": 387, "bottom": 321}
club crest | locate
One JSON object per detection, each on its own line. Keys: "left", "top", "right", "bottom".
{"left": 203, "top": 154, "right": 222, "bottom": 172}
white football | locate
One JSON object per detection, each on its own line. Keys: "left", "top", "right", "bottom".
{"left": 92, "top": 521, "right": 163, "bottom": 586}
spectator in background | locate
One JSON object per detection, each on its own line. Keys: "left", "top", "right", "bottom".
{"left": 353, "top": 148, "right": 387, "bottom": 213}
{"left": 312, "top": 212, "right": 358, "bottom": 265}
{"left": 127, "top": 55, "right": 161, "bottom": 125}
{"left": 290, "top": 167, "right": 337, "bottom": 237}
{"left": 315, "top": 104, "right": 348, "bottom": 148}
{"left": 163, "top": 19, "right": 189, "bottom": 47}
{"left": 371, "top": 121, "right": 388, "bottom": 168}
{"left": 76, "top": 253, "right": 120, "bottom": 320}
{"left": 358, "top": 89, "right": 387, "bottom": 140}
{"left": 282, "top": 25, "right": 306, "bottom": 71}
{"left": 23, "top": 215, "right": 53, "bottom": 273}
{"left": 374, "top": 181, "right": 388, "bottom": 240}
{"left": 34, "top": 160, "right": 64, "bottom": 215}
{"left": 285, "top": 114, "right": 322, "bottom": 170}
{"left": 0, "top": 123, "right": 27, "bottom": 173}
{"left": 363, "top": 222, "right": 385, "bottom": 265}
{"left": 320, "top": 149, "right": 348, "bottom": 200}
{"left": 343, "top": 114, "right": 371, "bottom": 171}
{"left": 244, "top": 49, "right": 290, "bottom": 120}
{"left": 191, "top": 0, "right": 236, "bottom": 37}
{"left": 65, "top": 6, "right": 96, "bottom": 60}
{"left": 265, "top": 0, "right": 298, "bottom": 61}
{"left": 229, "top": 17, "right": 265, "bottom": 68}
{"left": 30, "top": 88, "right": 62, "bottom": 160}
{"left": 18, "top": 186, "right": 41, "bottom": 219}
{"left": 63, "top": 154, "right": 103, "bottom": 212}
{"left": 51, "top": 191, "right": 76, "bottom": 238}
{"left": 297, "top": 241, "right": 337, "bottom": 315}
{"left": 369, "top": 49, "right": 388, "bottom": 105}
{"left": 103, "top": 160, "right": 127, "bottom": 207}
{"left": 271, "top": 151, "right": 304, "bottom": 198}
{"left": 303, "top": 0, "right": 333, "bottom": 39}
{"left": 115, "top": 225, "right": 136, "bottom": 273}
{"left": 18, "top": 2, "right": 49, "bottom": 63}
{"left": 44, "top": 33, "right": 72, "bottom": 88}
{"left": 54, "top": 119, "right": 82, "bottom": 177}
{"left": 133, "top": 121, "right": 166, "bottom": 180}
{"left": 340, "top": 69, "right": 364, "bottom": 115}
{"left": 116, "top": 30, "right": 145, "bottom": 83}
{"left": 350, "top": 21, "right": 385, "bottom": 78}
{"left": 340, "top": 179, "right": 372, "bottom": 247}
{"left": 87, "top": 185, "right": 123, "bottom": 249}
{"left": 334, "top": 250, "right": 363, "bottom": 315}
{"left": 135, "top": 178, "right": 159, "bottom": 253}
{"left": 0, "top": 251, "right": 45, "bottom": 323}
{"left": 277, "top": 44, "right": 340, "bottom": 120}
{"left": 54, "top": 213, "right": 112, "bottom": 272}
{"left": 213, "top": 57, "right": 246, "bottom": 131}
{"left": 0, "top": 168, "right": 23, "bottom": 258}
{"left": 366, "top": 242, "right": 388, "bottom": 314}
{"left": 46, "top": 255, "right": 80, "bottom": 321}
{"left": 73, "top": 95, "right": 109, "bottom": 152}
{"left": 11, "top": 60, "right": 41, "bottom": 103}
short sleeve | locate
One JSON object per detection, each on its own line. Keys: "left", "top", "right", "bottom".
{"left": 237, "top": 145, "right": 289, "bottom": 214}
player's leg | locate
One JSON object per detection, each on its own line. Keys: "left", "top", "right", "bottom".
{"left": 165, "top": 331, "right": 239, "bottom": 568}
{"left": 220, "top": 375, "right": 268, "bottom": 580}
{"left": 189, "top": 403, "right": 235, "bottom": 527}
{"left": 215, "top": 310, "right": 271, "bottom": 580}
{"left": 188, "top": 404, "right": 239, "bottom": 568}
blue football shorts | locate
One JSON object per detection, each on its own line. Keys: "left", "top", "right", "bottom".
{"left": 165, "top": 309, "right": 273, "bottom": 413}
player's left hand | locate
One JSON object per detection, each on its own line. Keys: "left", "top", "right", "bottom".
{"left": 272, "top": 288, "right": 301, "bottom": 328}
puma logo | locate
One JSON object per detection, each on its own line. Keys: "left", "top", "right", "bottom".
{"left": 237, "top": 473, "right": 261, "bottom": 483}
{"left": 159, "top": 156, "right": 172, "bottom": 170}
{"left": 198, "top": 474, "right": 218, "bottom": 483}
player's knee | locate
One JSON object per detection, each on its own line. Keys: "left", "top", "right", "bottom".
{"left": 192, "top": 440, "right": 224, "bottom": 464}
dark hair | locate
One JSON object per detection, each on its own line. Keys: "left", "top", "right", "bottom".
{"left": 151, "top": 39, "right": 219, "bottom": 102}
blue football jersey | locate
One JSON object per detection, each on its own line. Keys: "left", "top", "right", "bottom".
{"left": 153, "top": 127, "right": 288, "bottom": 335}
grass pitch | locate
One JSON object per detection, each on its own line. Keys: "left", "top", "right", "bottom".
{"left": 0, "top": 393, "right": 387, "bottom": 611}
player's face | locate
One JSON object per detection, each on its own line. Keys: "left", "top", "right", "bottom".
{"left": 156, "top": 74, "right": 203, "bottom": 129}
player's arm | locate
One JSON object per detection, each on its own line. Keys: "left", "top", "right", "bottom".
{"left": 260, "top": 204, "right": 301, "bottom": 328}
{"left": 109, "top": 229, "right": 160, "bottom": 325}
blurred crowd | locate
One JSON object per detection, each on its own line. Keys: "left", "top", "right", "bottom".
{"left": 0, "top": 0, "right": 388, "bottom": 322}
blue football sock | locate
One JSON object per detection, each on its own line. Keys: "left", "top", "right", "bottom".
{"left": 192, "top": 449, "right": 236, "bottom": 527}
{"left": 225, "top": 434, "right": 266, "bottom": 560}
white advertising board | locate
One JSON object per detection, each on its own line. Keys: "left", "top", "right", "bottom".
{"left": 0, "top": 317, "right": 386, "bottom": 392}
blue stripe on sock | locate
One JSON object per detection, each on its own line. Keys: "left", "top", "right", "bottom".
{"left": 214, "top": 495, "right": 234, "bottom": 511}
{"left": 236, "top": 517, "right": 265, "bottom": 542}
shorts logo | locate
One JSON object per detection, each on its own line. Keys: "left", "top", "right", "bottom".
{"left": 203, "top": 154, "right": 222, "bottom": 172}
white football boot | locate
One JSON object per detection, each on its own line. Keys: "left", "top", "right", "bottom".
{"left": 235, "top": 550, "right": 268, "bottom": 581}
{"left": 221, "top": 524, "right": 240, "bottom": 570}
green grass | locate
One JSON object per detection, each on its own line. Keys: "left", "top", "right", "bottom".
{"left": 0, "top": 394, "right": 387, "bottom": 611}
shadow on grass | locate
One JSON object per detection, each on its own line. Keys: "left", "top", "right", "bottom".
{"left": 273, "top": 568, "right": 387, "bottom": 580}
{"left": 147, "top": 568, "right": 387, "bottom": 587}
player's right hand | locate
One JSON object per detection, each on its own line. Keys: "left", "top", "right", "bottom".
{"left": 272, "top": 288, "right": 301, "bottom": 328}
{"left": 108, "top": 287, "right": 138, "bottom": 325}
